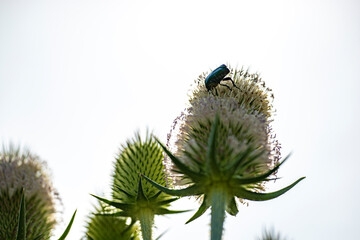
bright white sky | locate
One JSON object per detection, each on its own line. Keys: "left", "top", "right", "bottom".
{"left": 1, "top": 0, "right": 359, "bottom": 239}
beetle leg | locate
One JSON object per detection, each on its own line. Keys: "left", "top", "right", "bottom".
{"left": 219, "top": 83, "right": 232, "bottom": 90}
{"left": 222, "top": 77, "right": 240, "bottom": 90}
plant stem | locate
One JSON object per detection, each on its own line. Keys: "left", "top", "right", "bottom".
{"left": 210, "top": 185, "right": 227, "bottom": 240}
{"left": 139, "top": 208, "right": 154, "bottom": 240}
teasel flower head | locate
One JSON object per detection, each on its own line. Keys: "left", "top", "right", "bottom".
{"left": 91, "top": 132, "right": 186, "bottom": 240}
{"left": 84, "top": 200, "right": 140, "bottom": 240}
{"left": 0, "top": 144, "right": 60, "bottom": 239}
{"left": 142, "top": 65, "right": 305, "bottom": 240}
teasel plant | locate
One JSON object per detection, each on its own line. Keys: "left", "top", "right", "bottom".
{"left": 91, "top": 132, "right": 186, "bottom": 240}
{"left": 83, "top": 200, "right": 140, "bottom": 240}
{"left": 0, "top": 144, "right": 76, "bottom": 240}
{"left": 257, "top": 228, "right": 288, "bottom": 240}
{"left": 141, "top": 65, "right": 305, "bottom": 240}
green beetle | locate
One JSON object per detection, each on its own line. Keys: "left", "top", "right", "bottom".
{"left": 205, "top": 64, "right": 240, "bottom": 92}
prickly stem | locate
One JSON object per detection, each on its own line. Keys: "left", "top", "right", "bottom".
{"left": 210, "top": 186, "right": 227, "bottom": 240}
{"left": 139, "top": 208, "right": 154, "bottom": 240}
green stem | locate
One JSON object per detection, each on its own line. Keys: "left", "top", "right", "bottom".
{"left": 139, "top": 208, "right": 154, "bottom": 240}
{"left": 210, "top": 185, "right": 227, "bottom": 240}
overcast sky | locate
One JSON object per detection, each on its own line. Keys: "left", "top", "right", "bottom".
{"left": 1, "top": 0, "right": 360, "bottom": 239}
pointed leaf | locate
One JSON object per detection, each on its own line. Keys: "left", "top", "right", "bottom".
{"left": 136, "top": 178, "right": 148, "bottom": 201}
{"left": 232, "top": 154, "right": 291, "bottom": 185}
{"left": 186, "top": 197, "right": 210, "bottom": 224}
{"left": 141, "top": 174, "right": 203, "bottom": 196}
{"left": 156, "top": 197, "right": 179, "bottom": 205}
{"left": 155, "top": 138, "right": 204, "bottom": 181}
{"left": 58, "top": 210, "right": 77, "bottom": 240}
{"left": 155, "top": 208, "right": 190, "bottom": 215}
{"left": 235, "top": 177, "right": 306, "bottom": 201}
{"left": 225, "top": 197, "right": 239, "bottom": 216}
{"left": 90, "top": 194, "right": 134, "bottom": 211}
{"left": 16, "top": 188, "right": 26, "bottom": 240}
{"left": 114, "top": 184, "right": 134, "bottom": 198}
{"left": 149, "top": 190, "right": 162, "bottom": 200}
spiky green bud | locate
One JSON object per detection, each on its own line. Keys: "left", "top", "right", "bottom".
{"left": 92, "top": 132, "right": 185, "bottom": 240}
{"left": 84, "top": 201, "right": 140, "bottom": 240}
{"left": 0, "top": 144, "right": 59, "bottom": 239}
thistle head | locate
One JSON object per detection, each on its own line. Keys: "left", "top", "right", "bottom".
{"left": 0, "top": 144, "right": 60, "bottom": 239}
{"left": 167, "top": 66, "right": 280, "bottom": 192}
{"left": 112, "top": 132, "right": 170, "bottom": 204}
{"left": 142, "top": 65, "right": 305, "bottom": 238}
{"left": 91, "top": 132, "right": 185, "bottom": 240}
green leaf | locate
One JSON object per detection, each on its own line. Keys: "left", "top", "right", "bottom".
{"left": 156, "top": 197, "right": 179, "bottom": 205}
{"left": 136, "top": 178, "right": 148, "bottom": 201}
{"left": 231, "top": 154, "right": 291, "bottom": 185}
{"left": 90, "top": 194, "right": 134, "bottom": 211}
{"left": 16, "top": 188, "right": 26, "bottom": 240}
{"left": 141, "top": 174, "right": 203, "bottom": 197}
{"left": 225, "top": 197, "right": 239, "bottom": 216}
{"left": 155, "top": 208, "right": 190, "bottom": 215}
{"left": 58, "top": 210, "right": 77, "bottom": 240}
{"left": 235, "top": 177, "right": 306, "bottom": 201}
{"left": 114, "top": 184, "right": 134, "bottom": 198}
{"left": 155, "top": 138, "right": 204, "bottom": 182}
{"left": 185, "top": 196, "right": 210, "bottom": 224}
{"left": 149, "top": 190, "right": 162, "bottom": 200}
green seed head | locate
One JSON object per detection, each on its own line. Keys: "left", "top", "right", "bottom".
{"left": 84, "top": 201, "right": 140, "bottom": 240}
{"left": 0, "top": 144, "right": 59, "bottom": 239}
{"left": 112, "top": 132, "right": 169, "bottom": 203}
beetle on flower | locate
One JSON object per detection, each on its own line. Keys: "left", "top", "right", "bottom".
{"left": 205, "top": 64, "right": 240, "bottom": 93}
{"left": 141, "top": 65, "right": 305, "bottom": 240}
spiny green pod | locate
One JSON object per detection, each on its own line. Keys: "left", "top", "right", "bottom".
{"left": 0, "top": 144, "right": 59, "bottom": 240}
{"left": 84, "top": 201, "right": 140, "bottom": 240}
{"left": 92, "top": 132, "right": 185, "bottom": 240}
{"left": 142, "top": 66, "right": 305, "bottom": 240}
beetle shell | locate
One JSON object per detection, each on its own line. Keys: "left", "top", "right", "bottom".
{"left": 205, "top": 64, "right": 230, "bottom": 90}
